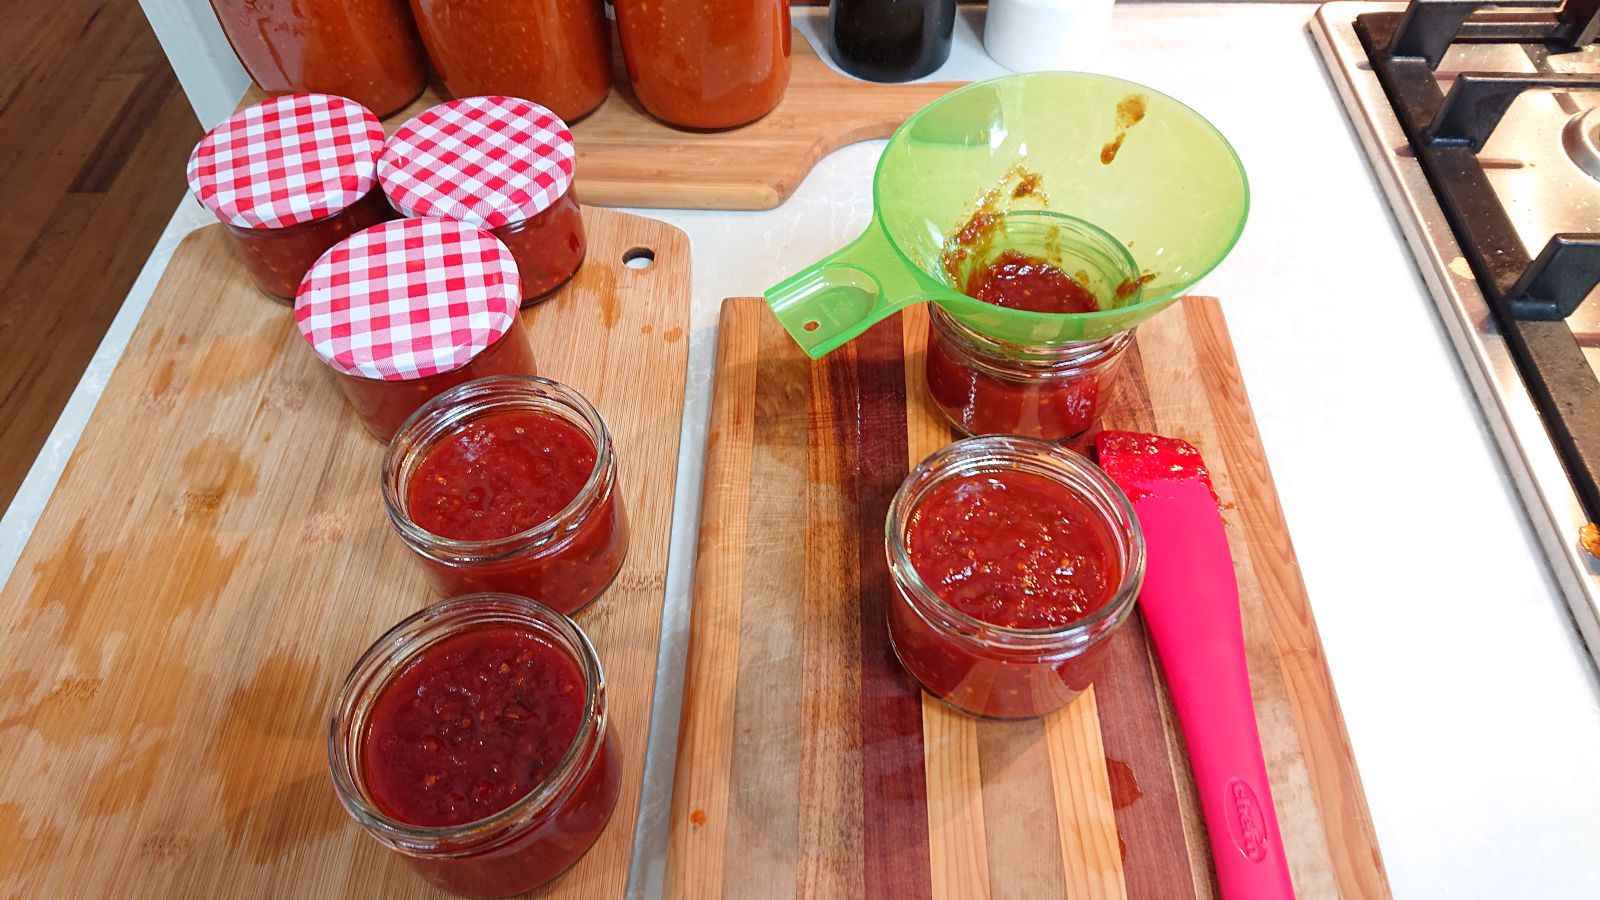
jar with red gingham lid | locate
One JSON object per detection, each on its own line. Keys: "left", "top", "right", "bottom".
{"left": 379, "top": 97, "right": 585, "bottom": 305}
{"left": 187, "top": 93, "right": 397, "bottom": 300}
{"left": 294, "top": 217, "right": 538, "bottom": 441}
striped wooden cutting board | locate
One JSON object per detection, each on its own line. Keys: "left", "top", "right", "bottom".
{"left": 666, "top": 297, "right": 1390, "bottom": 899}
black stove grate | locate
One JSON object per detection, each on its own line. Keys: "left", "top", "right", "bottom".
{"left": 1357, "top": 0, "right": 1600, "bottom": 523}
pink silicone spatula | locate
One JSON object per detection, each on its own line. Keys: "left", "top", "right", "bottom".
{"left": 1095, "top": 430, "right": 1295, "bottom": 900}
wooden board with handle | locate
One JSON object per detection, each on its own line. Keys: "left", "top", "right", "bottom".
{"left": 667, "top": 297, "right": 1391, "bottom": 899}
{"left": 0, "top": 208, "right": 688, "bottom": 897}
{"left": 241, "top": 29, "right": 963, "bottom": 212}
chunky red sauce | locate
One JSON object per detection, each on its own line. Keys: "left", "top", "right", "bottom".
{"left": 494, "top": 189, "right": 587, "bottom": 304}
{"left": 614, "top": 0, "right": 792, "bottom": 129}
{"left": 410, "top": 0, "right": 612, "bottom": 123}
{"left": 906, "top": 469, "right": 1118, "bottom": 630}
{"left": 409, "top": 411, "right": 597, "bottom": 542}
{"left": 230, "top": 188, "right": 395, "bottom": 301}
{"left": 966, "top": 250, "right": 1100, "bottom": 314}
{"left": 210, "top": 0, "right": 428, "bottom": 117}
{"left": 362, "top": 626, "right": 585, "bottom": 827}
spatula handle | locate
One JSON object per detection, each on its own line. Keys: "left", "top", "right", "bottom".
{"left": 1135, "top": 488, "right": 1295, "bottom": 900}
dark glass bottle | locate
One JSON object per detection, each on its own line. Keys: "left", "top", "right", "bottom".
{"left": 828, "top": 0, "right": 956, "bottom": 83}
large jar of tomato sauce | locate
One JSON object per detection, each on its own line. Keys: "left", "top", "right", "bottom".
{"left": 187, "top": 94, "right": 397, "bottom": 301}
{"left": 209, "top": 0, "right": 428, "bottom": 117}
{"left": 614, "top": 0, "right": 792, "bottom": 129}
{"left": 294, "top": 218, "right": 538, "bottom": 441}
{"left": 408, "top": 0, "right": 612, "bottom": 122}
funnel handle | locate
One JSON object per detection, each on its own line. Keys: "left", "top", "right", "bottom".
{"left": 764, "top": 223, "right": 931, "bottom": 359}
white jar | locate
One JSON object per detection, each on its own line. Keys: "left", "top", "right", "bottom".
{"left": 984, "top": 0, "right": 1115, "bottom": 72}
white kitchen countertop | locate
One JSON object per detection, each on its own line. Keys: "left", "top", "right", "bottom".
{"left": 6, "top": 4, "right": 1599, "bottom": 897}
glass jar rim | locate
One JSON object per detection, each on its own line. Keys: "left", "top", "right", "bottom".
{"left": 326, "top": 593, "right": 607, "bottom": 855}
{"left": 382, "top": 374, "right": 615, "bottom": 562}
{"left": 928, "top": 305, "right": 1134, "bottom": 380}
{"left": 885, "top": 435, "right": 1145, "bottom": 645}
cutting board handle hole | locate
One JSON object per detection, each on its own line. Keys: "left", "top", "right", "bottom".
{"left": 803, "top": 320, "right": 820, "bottom": 332}
{"left": 623, "top": 247, "right": 656, "bottom": 270}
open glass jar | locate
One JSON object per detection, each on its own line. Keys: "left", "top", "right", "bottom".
{"left": 383, "top": 376, "right": 629, "bottom": 615}
{"left": 328, "top": 594, "right": 621, "bottom": 898}
{"left": 187, "top": 94, "right": 396, "bottom": 300}
{"left": 380, "top": 97, "right": 586, "bottom": 304}
{"left": 885, "top": 436, "right": 1144, "bottom": 719}
{"left": 925, "top": 210, "right": 1145, "bottom": 440}
{"left": 924, "top": 307, "right": 1133, "bottom": 440}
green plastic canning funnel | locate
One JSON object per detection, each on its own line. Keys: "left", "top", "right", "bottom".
{"left": 765, "top": 72, "right": 1250, "bottom": 357}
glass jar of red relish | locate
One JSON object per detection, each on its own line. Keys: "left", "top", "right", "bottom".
{"left": 329, "top": 593, "right": 622, "bottom": 898}
{"left": 614, "top": 0, "right": 792, "bottom": 129}
{"left": 209, "top": 0, "right": 428, "bottom": 117}
{"left": 294, "top": 217, "right": 537, "bottom": 441}
{"left": 408, "top": 0, "right": 612, "bottom": 123}
{"left": 383, "top": 375, "right": 629, "bottom": 615}
{"left": 885, "top": 436, "right": 1144, "bottom": 719}
{"left": 186, "top": 94, "right": 397, "bottom": 301}
{"left": 379, "top": 97, "right": 585, "bottom": 305}
{"left": 923, "top": 306, "right": 1133, "bottom": 441}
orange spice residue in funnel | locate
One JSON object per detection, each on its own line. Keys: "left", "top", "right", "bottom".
{"left": 1100, "top": 93, "right": 1148, "bottom": 165}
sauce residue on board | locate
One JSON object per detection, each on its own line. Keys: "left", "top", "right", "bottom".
{"left": 1100, "top": 93, "right": 1148, "bottom": 165}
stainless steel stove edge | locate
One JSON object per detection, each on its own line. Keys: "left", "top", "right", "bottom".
{"left": 1311, "top": 2, "right": 1600, "bottom": 663}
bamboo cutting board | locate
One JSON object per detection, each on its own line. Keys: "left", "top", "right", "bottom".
{"left": 667, "top": 298, "right": 1390, "bottom": 899}
{"left": 241, "top": 30, "right": 963, "bottom": 211}
{"left": 0, "top": 208, "right": 688, "bottom": 897}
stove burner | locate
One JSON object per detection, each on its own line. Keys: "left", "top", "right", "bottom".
{"left": 1357, "top": 0, "right": 1600, "bottom": 522}
{"left": 1563, "top": 107, "right": 1600, "bottom": 179}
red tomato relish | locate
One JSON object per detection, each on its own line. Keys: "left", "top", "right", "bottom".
{"left": 906, "top": 469, "right": 1118, "bottom": 630}
{"left": 408, "top": 411, "right": 596, "bottom": 542}
{"left": 362, "top": 625, "right": 585, "bottom": 828}
{"left": 966, "top": 250, "right": 1100, "bottom": 314}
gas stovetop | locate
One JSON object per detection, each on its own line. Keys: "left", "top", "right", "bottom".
{"left": 1312, "top": 0, "right": 1600, "bottom": 661}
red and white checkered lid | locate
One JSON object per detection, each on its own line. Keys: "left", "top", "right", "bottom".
{"left": 294, "top": 218, "right": 522, "bottom": 381}
{"left": 186, "top": 93, "right": 384, "bottom": 230}
{"left": 378, "top": 96, "right": 576, "bottom": 229}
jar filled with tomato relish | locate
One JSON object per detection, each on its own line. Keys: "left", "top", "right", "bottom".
{"left": 383, "top": 375, "right": 629, "bottom": 615}
{"left": 187, "top": 94, "right": 397, "bottom": 301}
{"left": 614, "top": 0, "right": 792, "bottom": 129}
{"left": 209, "top": 0, "right": 428, "bottom": 117}
{"left": 885, "top": 436, "right": 1144, "bottom": 719}
{"left": 294, "top": 217, "right": 537, "bottom": 441}
{"left": 923, "top": 306, "right": 1133, "bottom": 441}
{"left": 379, "top": 98, "right": 585, "bottom": 305}
{"left": 329, "top": 593, "right": 622, "bottom": 898}
{"left": 408, "top": 0, "right": 612, "bottom": 123}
